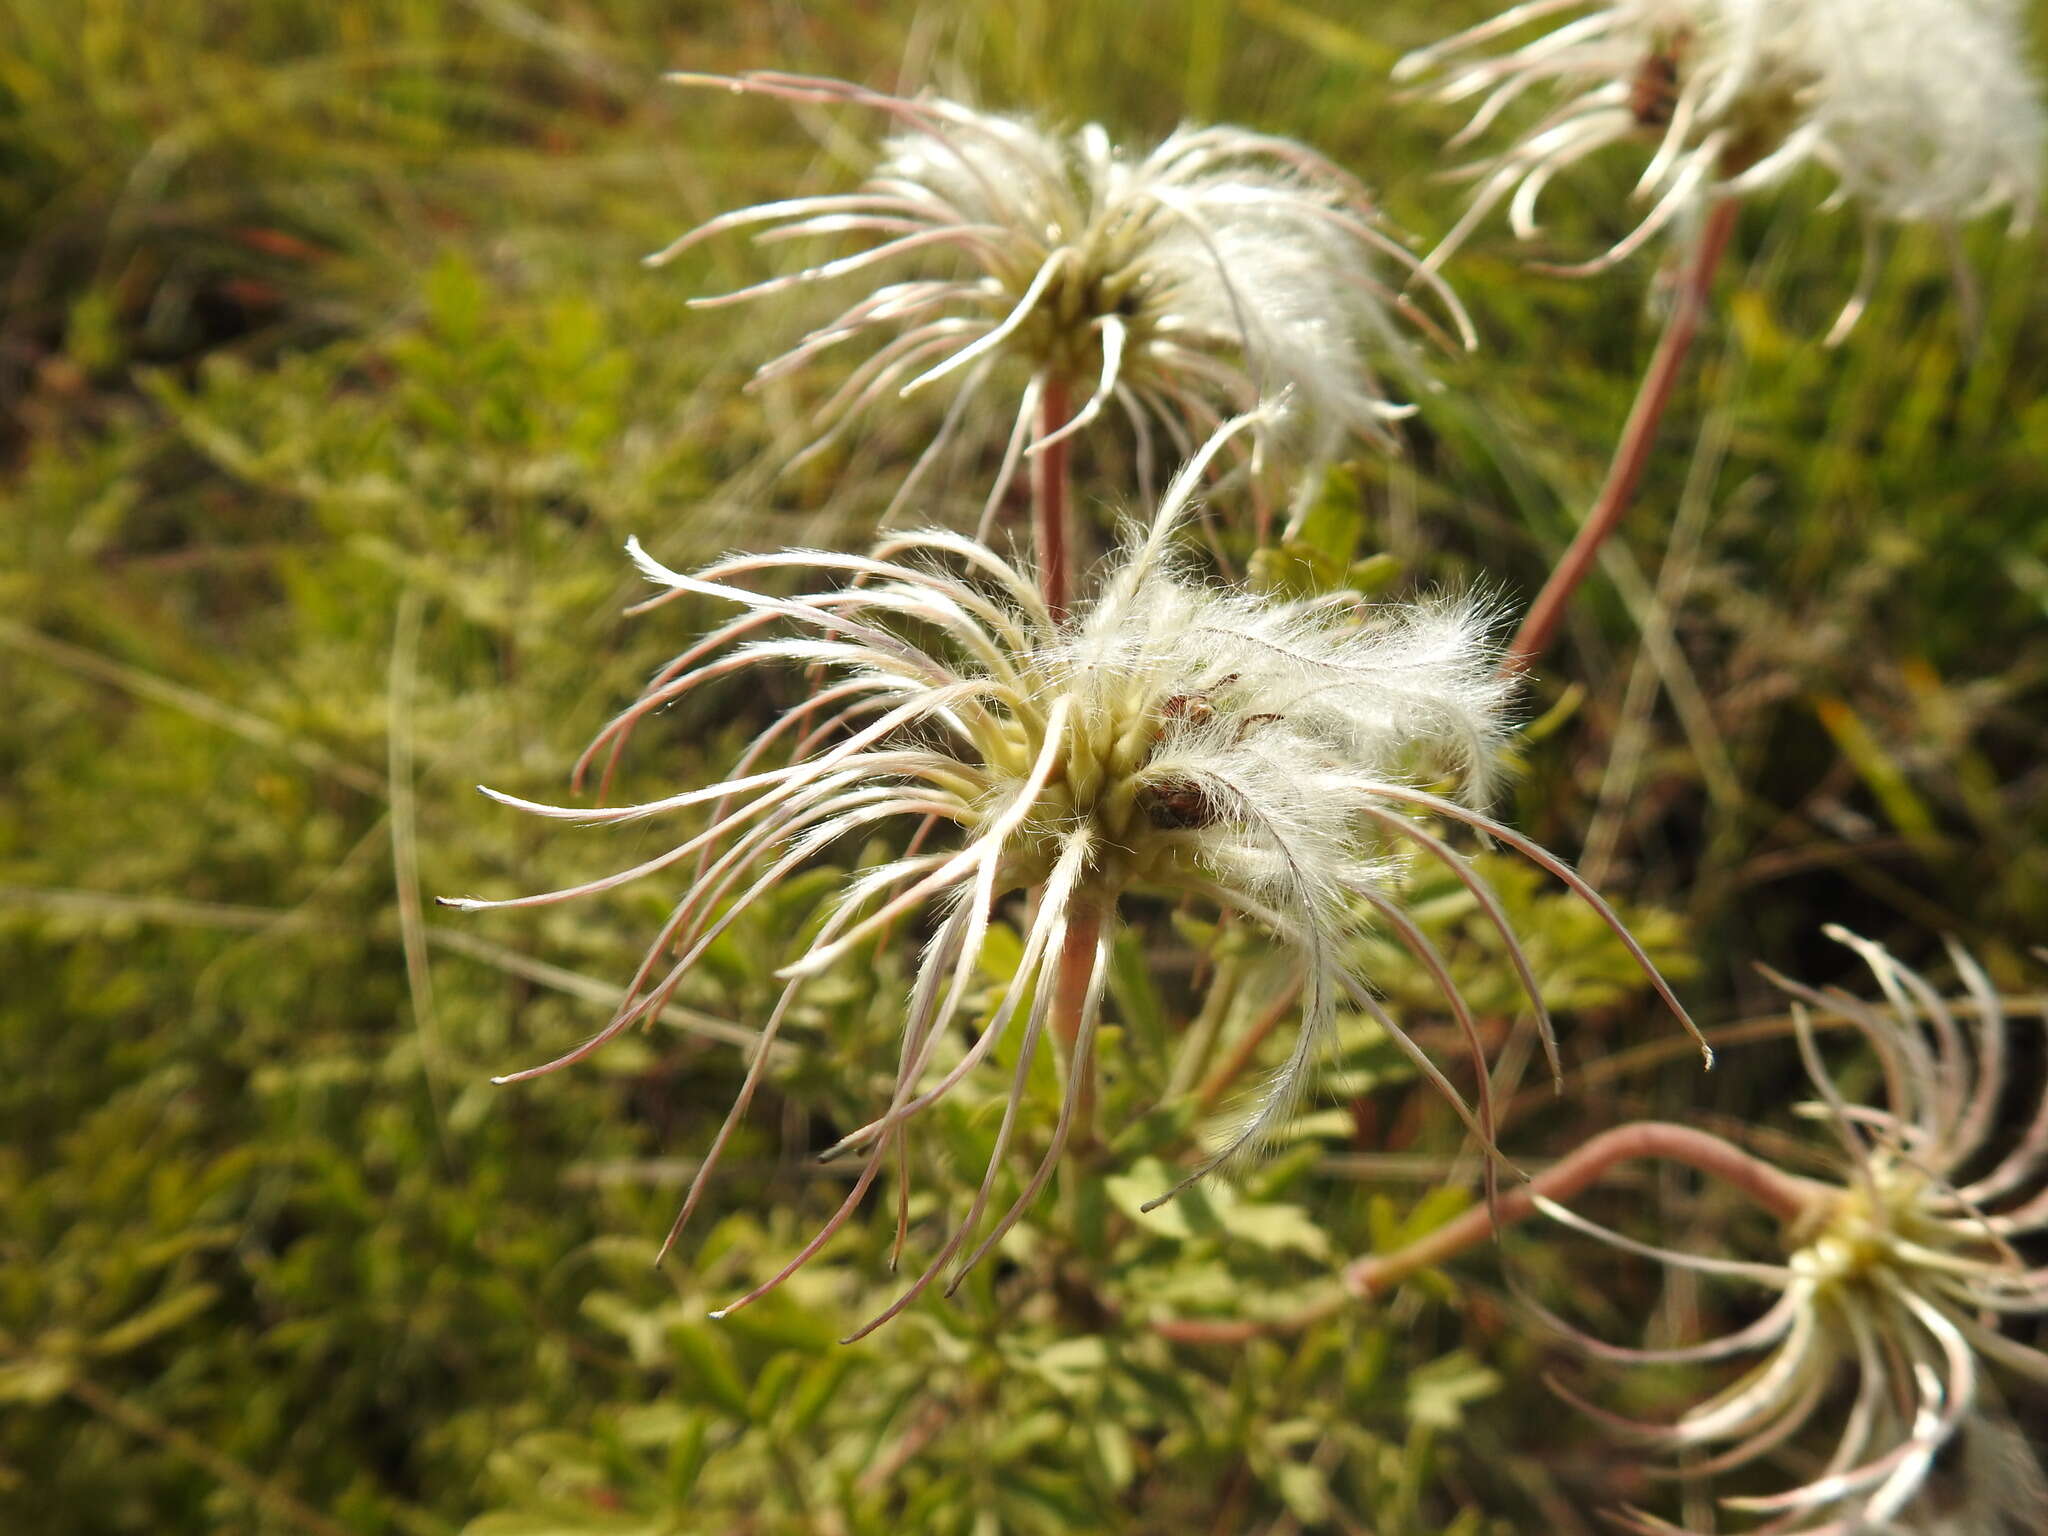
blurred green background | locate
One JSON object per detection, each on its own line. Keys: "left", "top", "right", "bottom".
{"left": 4, "top": 1, "right": 2045, "bottom": 1531}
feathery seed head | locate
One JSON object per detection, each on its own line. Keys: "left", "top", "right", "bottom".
{"left": 1402, "top": 0, "right": 2046, "bottom": 279}
{"left": 1544, "top": 927, "right": 2048, "bottom": 1533}
{"left": 452, "top": 424, "right": 1704, "bottom": 1334}
{"left": 653, "top": 72, "right": 1472, "bottom": 524}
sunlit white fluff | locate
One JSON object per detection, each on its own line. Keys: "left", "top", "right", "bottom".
{"left": 448, "top": 423, "right": 1701, "bottom": 1339}
{"left": 1400, "top": 0, "right": 2045, "bottom": 278}
{"left": 1536, "top": 927, "right": 2048, "bottom": 1533}
{"left": 650, "top": 71, "right": 1471, "bottom": 525}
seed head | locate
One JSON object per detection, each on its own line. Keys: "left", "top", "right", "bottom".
{"left": 1538, "top": 927, "right": 2048, "bottom": 1533}
{"left": 1400, "top": 0, "right": 2046, "bottom": 281}
{"left": 652, "top": 72, "right": 1471, "bottom": 526}
{"left": 451, "top": 421, "right": 1702, "bottom": 1336}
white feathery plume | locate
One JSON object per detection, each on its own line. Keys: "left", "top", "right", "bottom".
{"left": 1528, "top": 927, "right": 2048, "bottom": 1534}
{"left": 1399, "top": 0, "right": 2045, "bottom": 281}
{"left": 650, "top": 71, "right": 1472, "bottom": 527}
{"left": 450, "top": 417, "right": 1703, "bottom": 1339}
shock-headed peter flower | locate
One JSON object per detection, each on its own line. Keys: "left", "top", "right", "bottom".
{"left": 1400, "top": 0, "right": 2046, "bottom": 276}
{"left": 1425, "top": 928, "right": 2048, "bottom": 1533}
{"left": 449, "top": 427, "right": 1703, "bottom": 1339}
{"left": 652, "top": 72, "right": 1470, "bottom": 526}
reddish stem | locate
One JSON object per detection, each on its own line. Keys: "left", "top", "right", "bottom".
{"left": 1051, "top": 902, "right": 1104, "bottom": 1053}
{"left": 1153, "top": 1120, "right": 1826, "bottom": 1346}
{"left": 1503, "top": 197, "right": 1740, "bottom": 675}
{"left": 1032, "top": 374, "right": 1074, "bottom": 620}
{"left": 1052, "top": 901, "right": 1104, "bottom": 1146}
{"left": 1344, "top": 1119, "right": 1824, "bottom": 1300}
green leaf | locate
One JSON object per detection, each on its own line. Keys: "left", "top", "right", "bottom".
{"left": 579, "top": 1292, "right": 668, "bottom": 1369}
{"left": 1223, "top": 1202, "right": 1331, "bottom": 1261}
{"left": 972, "top": 918, "right": 1025, "bottom": 983}
{"left": 1092, "top": 1420, "right": 1136, "bottom": 1491}
{"left": 1812, "top": 693, "right": 1940, "bottom": 841}
{"left": 1107, "top": 927, "right": 1165, "bottom": 1058}
{"left": 90, "top": 1284, "right": 220, "bottom": 1356}
{"left": 744, "top": 1351, "right": 803, "bottom": 1423}
{"left": 425, "top": 252, "right": 486, "bottom": 347}
{"left": 1026, "top": 1337, "right": 1110, "bottom": 1397}
{"left": 784, "top": 1354, "right": 855, "bottom": 1436}
{"left": 0, "top": 1357, "right": 73, "bottom": 1406}
{"left": 1246, "top": 470, "right": 1380, "bottom": 599}
{"left": 1106, "top": 1101, "right": 1197, "bottom": 1161}
{"left": 1296, "top": 468, "right": 1366, "bottom": 567}
{"left": 1405, "top": 1352, "right": 1502, "bottom": 1432}
{"left": 613, "top": 1404, "right": 690, "bottom": 1448}
{"left": 1104, "top": 1159, "right": 1192, "bottom": 1241}
{"left": 1395, "top": 1185, "right": 1476, "bottom": 1248}
{"left": 666, "top": 1409, "right": 710, "bottom": 1502}
{"left": 667, "top": 1323, "right": 751, "bottom": 1419}
{"left": 1345, "top": 551, "right": 1402, "bottom": 594}
{"left": 987, "top": 1408, "right": 1067, "bottom": 1460}
{"left": 1274, "top": 1460, "right": 1331, "bottom": 1525}
{"left": 707, "top": 1294, "right": 838, "bottom": 1355}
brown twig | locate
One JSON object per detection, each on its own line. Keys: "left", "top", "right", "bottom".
{"left": 1503, "top": 197, "right": 1740, "bottom": 675}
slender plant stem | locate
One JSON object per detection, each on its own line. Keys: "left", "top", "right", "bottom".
{"left": 1032, "top": 373, "right": 1074, "bottom": 620}
{"left": 1344, "top": 1119, "right": 1824, "bottom": 1300}
{"left": 1052, "top": 900, "right": 1105, "bottom": 1150}
{"left": 1503, "top": 197, "right": 1740, "bottom": 675}
{"left": 1153, "top": 1120, "right": 1825, "bottom": 1346}
{"left": 66, "top": 1374, "right": 355, "bottom": 1536}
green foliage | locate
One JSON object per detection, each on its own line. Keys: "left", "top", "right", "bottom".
{"left": 4, "top": 0, "right": 2045, "bottom": 1532}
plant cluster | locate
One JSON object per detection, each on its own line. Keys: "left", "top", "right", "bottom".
{"left": 5, "top": 3, "right": 2048, "bottom": 1533}
{"left": 458, "top": 7, "right": 2048, "bottom": 1529}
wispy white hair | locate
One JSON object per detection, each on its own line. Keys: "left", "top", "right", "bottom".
{"left": 650, "top": 72, "right": 1472, "bottom": 526}
{"left": 453, "top": 420, "right": 1701, "bottom": 1338}
{"left": 1401, "top": 0, "right": 2044, "bottom": 285}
